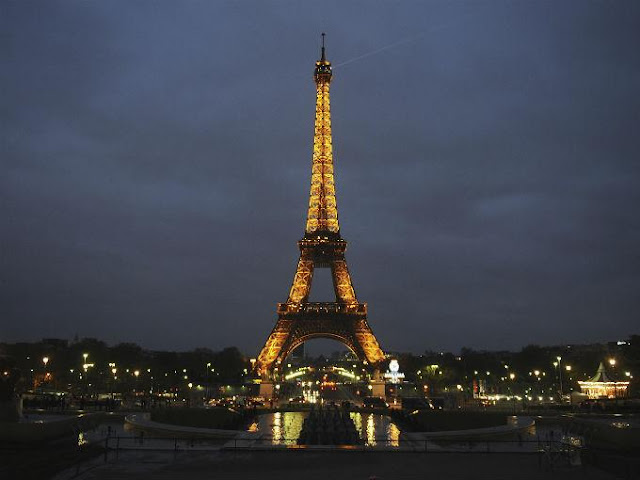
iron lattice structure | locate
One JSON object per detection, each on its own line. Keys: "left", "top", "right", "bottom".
{"left": 256, "top": 38, "right": 385, "bottom": 378}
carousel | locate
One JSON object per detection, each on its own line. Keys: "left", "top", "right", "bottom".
{"left": 577, "top": 362, "right": 629, "bottom": 399}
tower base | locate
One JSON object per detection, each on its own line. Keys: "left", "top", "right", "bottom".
{"left": 369, "top": 380, "right": 386, "bottom": 399}
{"left": 259, "top": 381, "right": 275, "bottom": 399}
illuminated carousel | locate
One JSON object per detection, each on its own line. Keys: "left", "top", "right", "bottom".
{"left": 577, "top": 362, "right": 629, "bottom": 399}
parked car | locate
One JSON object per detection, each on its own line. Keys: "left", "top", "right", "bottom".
{"left": 401, "top": 397, "right": 433, "bottom": 412}
{"left": 362, "top": 396, "right": 389, "bottom": 409}
{"left": 247, "top": 397, "right": 265, "bottom": 407}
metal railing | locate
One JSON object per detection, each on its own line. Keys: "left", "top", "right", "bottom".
{"left": 277, "top": 302, "right": 366, "bottom": 315}
{"left": 97, "top": 433, "right": 582, "bottom": 455}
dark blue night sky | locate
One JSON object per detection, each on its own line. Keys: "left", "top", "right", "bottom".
{"left": 2, "top": 1, "right": 639, "bottom": 354}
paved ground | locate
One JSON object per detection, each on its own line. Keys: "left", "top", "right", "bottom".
{"left": 0, "top": 439, "right": 102, "bottom": 480}
{"left": 55, "top": 450, "right": 618, "bottom": 480}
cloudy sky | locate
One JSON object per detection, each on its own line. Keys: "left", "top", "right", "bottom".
{"left": 2, "top": 1, "right": 639, "bottom": 355}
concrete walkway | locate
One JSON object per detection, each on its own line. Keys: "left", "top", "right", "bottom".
{"left": 55, "top": 450, "right": 617, "bottom": 480}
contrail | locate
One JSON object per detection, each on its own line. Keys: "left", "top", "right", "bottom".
{"left": 333, "top": 14, "right": 475, "bottom": 69}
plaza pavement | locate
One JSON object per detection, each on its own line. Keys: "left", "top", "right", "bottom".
{"left": 55, "top": 450, "right": 617, "bottom": 480}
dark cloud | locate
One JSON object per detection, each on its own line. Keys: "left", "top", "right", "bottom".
{"left": 2, "top": 1, "right": 639, "bottom": 354}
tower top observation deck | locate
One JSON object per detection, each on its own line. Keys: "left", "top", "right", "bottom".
{"left": 314, "top": 33, "right": 332, "bottom": 83}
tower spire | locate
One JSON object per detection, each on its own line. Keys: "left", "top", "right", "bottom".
{"left": 307, "top": 33, "right": 338, "bottom": 235}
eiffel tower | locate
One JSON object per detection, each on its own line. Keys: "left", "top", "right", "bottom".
{"left": 256, "top": 35, "right": 385, "bottom": 379}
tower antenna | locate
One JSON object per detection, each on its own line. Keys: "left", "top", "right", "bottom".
{"left": 321, "top": 32, "right": 326, "bottom": 61}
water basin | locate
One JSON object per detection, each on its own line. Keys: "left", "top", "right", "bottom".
{"left": 249, "top": 411, "right": 401, "bottom": 446}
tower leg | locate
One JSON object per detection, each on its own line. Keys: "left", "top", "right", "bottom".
{"left": 288, "top": 257, "right": 314, "bottom": 303}
{"left": 331, "top": 259, "right": 357, "bottom": 303}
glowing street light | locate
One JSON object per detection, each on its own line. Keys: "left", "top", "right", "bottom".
{"left": 42, "top": 356, "right": 49, "bottom": 367}
{"left": 609, "top": 358, "right": 616, "bottom": 367}
{"left": 83, "top": 353, "right": 89, "bottom": 362}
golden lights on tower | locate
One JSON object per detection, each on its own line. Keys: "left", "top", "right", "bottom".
{"left": 255, "top": 36, "right": 385, "bottom": 377}
{"left": 305, "top": 40, "right": 339, "bottom": 234}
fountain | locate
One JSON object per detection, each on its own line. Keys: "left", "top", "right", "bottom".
{"left": 297, "top": 404, "right": 360, "bottom": 445}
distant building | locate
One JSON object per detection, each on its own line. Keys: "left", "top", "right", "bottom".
{"left": 578, "top": 362, "right": 629, "bottom": 399}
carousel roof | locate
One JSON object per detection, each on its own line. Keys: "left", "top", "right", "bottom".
{"left": 578, "top": 362, "right": 629, "bottom": 386}
{"left": 587, "top": 362, "right": 614, "bottom": 383}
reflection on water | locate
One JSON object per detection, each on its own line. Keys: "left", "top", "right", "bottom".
{"left": 273, "top": 412, "right": 282, "bottom": 444}
{"left": 388, "top": 422, "right": 400, "bottom": 447}
{"left": 350, "top": 412, "right": 400, "bottom": 447}
{"left": 252, "top": 411, "right": 308, "bottom": 445}
{"left": 352, "top": 412, "right": 363, "bottom": 438}
{"left": 252, "top": 412, "right": 401, "bottom": 447}
{"left": 366, "top": 414, "right": 376, "bottom": 446}
{"left": 77, "top": 432, "right": 88, "bottom": 446}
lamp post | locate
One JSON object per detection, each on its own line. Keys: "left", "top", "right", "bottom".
{"left": 509, "top": 373, "right": 516, "bottom": 413}
{"left": 82, "top": 353, "right": 90, "bottom": 395}
{"left": 609, "top": 359, "right": 617, "bottom": 397}
{"left": 206, "top": 362, "right": 211, "bottom": 400}
{"left": 42, "top": 356, "right": 49, "bottom": 387}
{"left": 556, "top": 356, "right": 563, "bottom": 401}
{"left": 110, "top": 367, "right": 117, "bottom": 398}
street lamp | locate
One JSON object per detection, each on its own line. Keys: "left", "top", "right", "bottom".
{"left": 42, "top": 357, "right": 49, "bottom": 386}
{"left": 508, "top": 373, "right": 516, "bottom": 413}
{"left": 556, "top": 356, "right": 563, "bottom": 400}
{"left": 133, "top": 370, "right": 140, "bottom": 396}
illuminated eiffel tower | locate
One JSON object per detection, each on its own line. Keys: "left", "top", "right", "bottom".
{"left": 256, "top": 35, "right": 385, "bottom": 379}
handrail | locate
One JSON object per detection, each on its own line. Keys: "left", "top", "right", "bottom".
{"left": 277, "top": 303, "right": 367, "bottom": 315}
